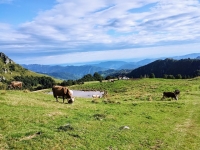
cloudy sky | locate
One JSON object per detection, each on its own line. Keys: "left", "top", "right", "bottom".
{"left": 0, "top": 0, "right": 200, "bottom": 65}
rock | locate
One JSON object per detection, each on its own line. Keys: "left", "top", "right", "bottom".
{"left": 0, "top": 52, "right": 13, "bottom": 64}
{"left": 119, "top": 126, "right": 130, "bottom": 130}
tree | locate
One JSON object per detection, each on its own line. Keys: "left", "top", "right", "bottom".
{"left": 194, "top": 70, "right": 200, "bottom": 77}
{"left": 81, "top": 74, "right": 94, "bottom": 82}
{"left": 93, "top": 72, "right": 103, "bottom": 82}
{"left": 176, "top": 74, "right": 182, "bottom": 79}
{"left": 149, "top": 73, "right": 155, "bottom": 78}
{"left": 9, "top": 64, "right": 15, "bottom": 71}
{"left": 167, "top": 75, "right": 175, "bottom": 79}
{"left": 163, "top": 74, "right": 168, "bottom": 79}
{"left": 105, "top": 75, "right": 114, "bottom": 80}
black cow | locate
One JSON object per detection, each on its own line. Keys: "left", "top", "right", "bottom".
{"left": 162, "top": 90, "right": 180, "bottom": 100}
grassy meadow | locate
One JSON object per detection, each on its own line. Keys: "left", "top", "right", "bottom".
{"left": 0, "top": 78, "right": 200, "bottom": 150}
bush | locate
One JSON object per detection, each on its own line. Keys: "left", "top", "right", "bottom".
{"left": 0, "top": 82, "right": 7, "bottom": 90}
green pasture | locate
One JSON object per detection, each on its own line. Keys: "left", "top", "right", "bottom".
{"left": 0, "top": 78, "right": 200, "bottom": 150}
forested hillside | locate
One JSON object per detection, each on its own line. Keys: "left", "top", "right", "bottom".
{"left": 0, "top": 52, "right": 41, "bottom": 82}
{"left": 127, "top": 58, "right": 200, "bottom": 78}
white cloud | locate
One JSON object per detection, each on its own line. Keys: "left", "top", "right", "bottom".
{"left": 1, "top": 0, "right": 200, "bottom": 64}
{"left": 13, "top": 43, "right": 200, "bottom": 65}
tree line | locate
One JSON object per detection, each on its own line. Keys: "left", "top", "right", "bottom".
{"left": 3, "top": 76, "right": 56, "bottom": 91}
{"left": 1, "top": 72, "right": 105, "bottom": 90}
{"left": 60, "top": 72, "right": 104, "bottom": 86}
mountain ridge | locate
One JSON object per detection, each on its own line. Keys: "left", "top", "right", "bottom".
{"left": 127, "top": 58, "right": 200, "bottom": 78}
{"left": 21, "top": 53, "right": 200, "bottom": 80}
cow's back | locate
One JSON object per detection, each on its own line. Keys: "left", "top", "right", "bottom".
{"left": 10, "top": 81, "right": 23, "bottom": 88}
{"left": 52, "top": 85, "right": 72, "bottom": 97}
{"left": 52, "top": 86, "right": 65, "bottom": 97}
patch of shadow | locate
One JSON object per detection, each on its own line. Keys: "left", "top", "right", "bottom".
{"left": 68, "top": 133, "right": 81, "bottom": 138}
{"left": 132, "top": 103, "right": 138, "bottom": 106}
{"left": 103, "top": 99, "right": 120, "bottom": 104}
{"left": 20, "top": 131, "right": 42, "bottom": 141}
{"left": 140, "top": 112, "right": 153, "bottom": 119}
{"left": 93, "top": 114, "right": 106, "bottom": 120}
{"left": 57, "top": 124, "right": 74, "bottom": 132}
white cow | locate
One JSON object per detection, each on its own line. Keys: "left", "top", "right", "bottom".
{"left": 92, "top": 95, "right": 101, "bottom": 98}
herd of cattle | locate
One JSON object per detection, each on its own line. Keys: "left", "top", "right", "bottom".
{"left": 7, "top": 81, "right": 180, "bottom": 104}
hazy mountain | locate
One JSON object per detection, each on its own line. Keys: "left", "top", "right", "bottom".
{"left": 91, "top": 61, "right": 127, "bottom": 69}
{"left": 118, "top": 59, "right": 156, "bottom": 70}
{"left": 93, "top": 53, "right": 200, "bottom": 70}
{"left": 21, "top": 64, "right": 107, "bottom": 79}
{"left": 41, "top": 72, "right": 80, "bottom": 80}
{"left": 171, "top": 53, "right": 200, "bottom": 60}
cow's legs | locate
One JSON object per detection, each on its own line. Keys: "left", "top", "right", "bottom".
{"left": 63, "top": 96, "right": 65, "bottom": 103}
{"left": 161, "top": 95, "right": 165, "bottom": 100}
{"left": 56, "top": 96, "right": 58, "bottom": 102}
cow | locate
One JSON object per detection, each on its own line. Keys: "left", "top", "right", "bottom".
{"left": 108, "top": 79, "right": 115, "bottom": 83}
{"left": 8, "top": 81, "right": 23, "bottom": 90}
{"left": 52, "top": 85, "right": 74, "bottom": 104}
{"left": 92, "top": 95, "right": 101, "bottom": 98}
{"left": 162, "top": 90, "right": 180, "bottom": 100}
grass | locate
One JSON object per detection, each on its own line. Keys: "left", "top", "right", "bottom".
{"left": 0, "top": 78, "right": 200, "bottom": 149}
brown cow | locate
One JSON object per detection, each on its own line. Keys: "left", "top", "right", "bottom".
{"left": 52, "top": 85, "right": 74, "bottom": 103}
{"left": 8, "top": 81, "right": 23, "bottom": 90}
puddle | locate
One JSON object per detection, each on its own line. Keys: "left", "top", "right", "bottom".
{"left": 49, "top": 90, "right": 104, "bottom": 98}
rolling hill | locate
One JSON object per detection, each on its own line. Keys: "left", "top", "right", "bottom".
{"left": 0, "top": 52, "right": 60, "bottom": 90}
{"left": 0, "top": 52, "right": 43, "bottom": 82}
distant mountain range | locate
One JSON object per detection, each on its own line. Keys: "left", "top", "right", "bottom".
{"left": 21, "top": 53, "right": 200, "bottom": 80}
{"left": 21, "top": 64, "right": 107, "bottom": 80}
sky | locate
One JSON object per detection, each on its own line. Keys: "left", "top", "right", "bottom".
{"left": 0, "top": 0, "right": 200, "bottom": 65}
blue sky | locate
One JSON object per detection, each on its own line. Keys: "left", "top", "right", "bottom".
{"left": 0, "top": 0, "right": 200, "bottom": 65}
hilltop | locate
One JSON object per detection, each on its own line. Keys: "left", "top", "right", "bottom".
{"left": 0, "top": 52, "right": 59, "bottom": 90}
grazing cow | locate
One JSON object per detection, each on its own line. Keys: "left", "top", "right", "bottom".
{"left": 108, "top": 79, "right": 115, "bottom": 83}
{"left": 8, "top": 81, "right": 23, "bottom": 90}
{"left": 162, "top": 90, "right": 180, "bottom": 100}
{"left": 92, "top": 95, "right": 101, "bottom": 98}
{"left": 52, "top": 85, "right": 74, "bottom": 103}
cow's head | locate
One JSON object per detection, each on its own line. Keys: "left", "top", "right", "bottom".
{"left": 174, "top": 90, "right": 180, "bottom": 95}
{"left": 68, "top": 97, "right": 75, "bottom": 104}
